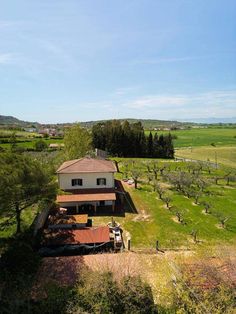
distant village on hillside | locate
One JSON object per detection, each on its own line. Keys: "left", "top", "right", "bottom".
{"left": 1, "top": 114, "right": 234, "bottom": 135}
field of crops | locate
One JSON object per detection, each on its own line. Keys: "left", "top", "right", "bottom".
{"left": 0, "top": 128, "right": 64, "bottom": 150}
{"left": 148, "top": 127, "right": 236, "bottom": 147}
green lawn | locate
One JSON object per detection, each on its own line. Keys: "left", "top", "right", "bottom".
{"left": 93, "top": 158, "right": 236, "bottom": 249}
{"left": 147, "top": 127, "right": 236, "bottom": 147}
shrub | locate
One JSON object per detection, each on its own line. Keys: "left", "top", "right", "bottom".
{"left": 120, "top": 275, "right": 157, "bottom": 314}
{"left": 31, "top": 284, "right": 76, "bottom": 314}
{"left": 1, "top": 241, "right": 41, "bottom": 276}
{"left": 0, "top": 258, "right": 157, "bottom": 313}
{"left": 34, "top": 139, "right": 48, "bottom": 151}
{"left": 173, "top": 282, "right": 236, "bottom": 314}
{"left": 73, "top": 271, "right": 157, "bottom": 314}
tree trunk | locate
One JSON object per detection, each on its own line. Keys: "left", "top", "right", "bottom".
{"left": 114, "top": 160, "right": 120, "bottom": 173}
{"left": 134, "top": 179, "right": 138, "bottom": 189}
{"left": 15, "top": 203, "right": 21, "bottom": 234}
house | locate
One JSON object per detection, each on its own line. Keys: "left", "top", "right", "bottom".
{"left": 56, "top": 157, "right": 121, "bottom": 214}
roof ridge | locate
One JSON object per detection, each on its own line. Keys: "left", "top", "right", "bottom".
{"left": 57, "top": 157, "right": 117, "bottom": 173}
{"left": 99, "top": 158, "right": 117, "bottom": 171}
{"left": 57, "top": 158, "right": 81, "bottom": 172}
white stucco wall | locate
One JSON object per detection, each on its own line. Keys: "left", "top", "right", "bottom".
{"left": 58, "top": 172, "right": 115, "bottom": 190}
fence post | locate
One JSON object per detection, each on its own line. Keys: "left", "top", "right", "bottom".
{"left": 156, "top": 240, "right": 159, "bottom": 252}
{"left": 128, "top": 239, "right": 131, "bottom": 251}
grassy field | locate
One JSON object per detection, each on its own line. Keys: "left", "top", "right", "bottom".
{"left": 0, "top": 128, "right": 64, "bottom": 150}
{"left": 0, "top": 129, "right": 38, "bottom": 137}
{"left": 0, "top": 137, "right": 64, "bottom": 150}
{"left": 176, "top": 146, "right": 236, "bottom": 169}
{"left": 1, "top": 126, "right": 235, "bottom": 150}
{"left": 93, "top": 158, "right": 236, "bottom": 250}
{"left": 148, "top": 127, "right": 236, "bottom": 147}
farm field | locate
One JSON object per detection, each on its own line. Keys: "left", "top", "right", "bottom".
{"left": 0, "top": 137, "right": 64, "bottom": 150}
{"left": 0, "top": 129, "right": 38, "bottom": 137}
{"left": 148, "top": 127, "right": 236, "bottom": 147}
{"left": 93, "top": 158, "right": 236, "bottom": 250}
{"left": 176, "top": 146, "right": 236, "bottom": 169}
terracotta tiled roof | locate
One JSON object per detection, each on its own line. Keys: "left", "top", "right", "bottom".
{"left": 56, "top": 157, "right": 117, "bottom": 174}
{"left": 57, "top": 193, "right": 116, "bottom": 203}
{"left": 73, "top": 227, "right": 110, "bottom": 244}
{"left": 44, "top": 226, "right": 110, "bottom": 245}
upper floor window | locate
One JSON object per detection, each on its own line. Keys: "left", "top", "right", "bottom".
{"left": 97, "top": 178, "right": 106, "bottom": 186}
{"left": 72, "top": 178, "right": 83, "bottom": 186}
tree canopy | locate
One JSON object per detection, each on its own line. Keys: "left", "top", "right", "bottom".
{"left": 0, "top": 152, "right": 56, "bottom": 233}
{"left": 63, "top": 123, "right": 92, "bottom": 160}
{"left": 92, "top": 120, "right": 174, "bottom": 158}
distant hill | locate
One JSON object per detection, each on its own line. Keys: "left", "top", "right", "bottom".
{"left": 0, "top": 115, "right": 25, "bottom": 125}
{"left": 79, "top": 118, "right": 194, "bottom": 129}
{"left": 0, "top": 115, "right": 194, "bottom": 129}
{"left": 1, "top": 115, "right": 235, "bottom": 130}
{"left": 179, "top": 117, "right": 236, "bottom": 124}
{"left": 0, "top": 115, "right": 39, "bottom": 127}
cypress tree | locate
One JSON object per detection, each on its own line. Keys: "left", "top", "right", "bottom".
{"left": 153, "top": 133, "right": 159, "bottom": 158}
{"left": 147, "top": 132, "right": 153, "bottom": 157}
{"left": 91, "top": 121, "right": 174, "bottom": 159}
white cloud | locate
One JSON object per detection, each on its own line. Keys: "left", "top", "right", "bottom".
{"left": 121, "top": 95, "right": 188, "bottom": 109}
{"left": 132, "top": 56, "right": 198, "bottom": 65}
{"left": 0, "top": 20, "right": 19, "bottom": 29}
{"left": 118, "top": 89, "right": 236, "bottom": 119}
{"left": 0, "top": 53, "right": 14, "bottom": 64}
{"left": 130, "top": 53, "right": 236, "bottom": 65}
{"left": 114, "top": 86, "right": 140, "bottom": 96}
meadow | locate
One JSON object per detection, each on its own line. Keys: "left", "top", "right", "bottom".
{"left": 149, "top": 126, "right": 236, "bottom": 168}
{"left": 0, "top": 128, "right": 64, "bottom": 150}
{"left": 176, "top": 146, "right": 236, "bottom": 169}
{"left": 148, "top": 127, "right": 236, "bottom": 147}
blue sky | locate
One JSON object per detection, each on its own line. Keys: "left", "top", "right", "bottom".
{"left": 0, "top": 0, "right": 235, "bottom": 123}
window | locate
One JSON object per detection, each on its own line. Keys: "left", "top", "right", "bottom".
{"left": 72, "top": 178, "right": 83, "bottom": 186}
{"left": 97, "top": 178, "right": 106, "bottom": 186}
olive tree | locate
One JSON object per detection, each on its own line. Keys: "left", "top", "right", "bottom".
{"left": 155, "top": 183, "right": 165, "bottom": 200}
{"left": 130, "top": 169, "right": 142, "bottom": 189}
{"left": 162, "top": 194, "right": 172, "bottom": 209}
